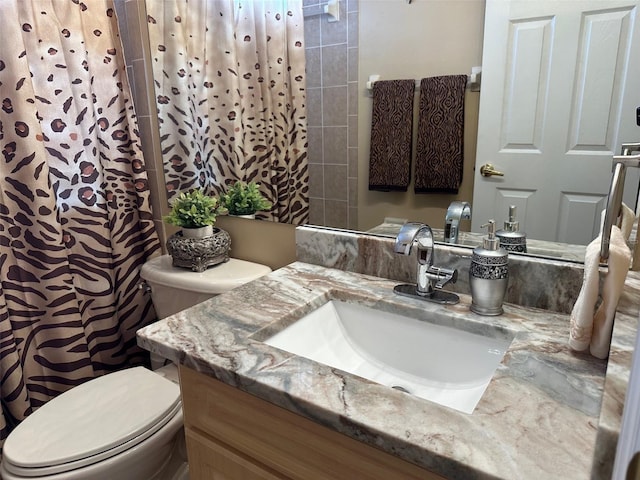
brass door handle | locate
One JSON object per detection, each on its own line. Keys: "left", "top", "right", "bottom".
{"left": 480, "top": 164, "right": 505, "bottom": 177}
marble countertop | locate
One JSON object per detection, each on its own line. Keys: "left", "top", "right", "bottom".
{"left": 137, "top": 261, "right": 639, "bottom": 479}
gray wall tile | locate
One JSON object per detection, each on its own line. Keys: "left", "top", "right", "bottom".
{"left": 307, "top": 126, "right": 324, "bottom": 164}
{"left": 324, "top": 164, "right": 348, "bottom": 200}
{"left": 323, "top": 126, "right": 348, "bottom": 164}
{"left": 309, "top": 163, "right": 325, "bottom": 198}
{"left": 309, "top": 197, "right": 325, "bottom": 225}
{"left": 322, "top": 44, "right": 348, "bottom": 87}
{"left": 306, "top": 47, "right": 322, "bottom": 88}
{"left": 306, "top": 88, "right": 323, "bottom": 126}
{"left": 304, "top": 14, "right": 321, "bottom": 48}
{"left": 322, "top": 86, "right": 348, "bottom": 126}
{"left": 325, "top": 199, "right": 348, "bottom": 228}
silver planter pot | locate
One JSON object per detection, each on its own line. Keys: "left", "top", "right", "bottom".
{"left": 181, "top": 225, "right": 214, "bottom": 239}
{"left": 166, "top": 227, "right": 231, "bottom": 272}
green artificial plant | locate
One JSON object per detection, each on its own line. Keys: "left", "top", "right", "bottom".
{"left": 221, "top": 181, "right": 272, "bottom": 216}
{"left": 164, "top": 189, "right": 220, "bottom": 228}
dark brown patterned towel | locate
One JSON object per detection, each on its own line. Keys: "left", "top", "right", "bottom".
{"left": 368, "top": 79, "right": 415, "bottom": 191}
{"left": 415, "top": 75, "right": 467, "bottom": 193}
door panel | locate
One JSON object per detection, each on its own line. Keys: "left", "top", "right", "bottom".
{"left": 557, "top": 193, "right": 607, "bottom": 244}
{"left": 569, "top": 9, "right": 632, "bottom": 151}
{"left": 501, "top": 16, "right": 552, "bottom": 151}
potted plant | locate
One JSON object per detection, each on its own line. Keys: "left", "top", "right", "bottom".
{"left": 164, "top": 189, "right": 231, "bottom": 271}
{"left": 221, "top": 181, "right": 272, "bottom": 219}
{"left": 164, "top": 189, "right": 220, "bottom": 238}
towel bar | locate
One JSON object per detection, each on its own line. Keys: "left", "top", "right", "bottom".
{"left": 613, "top": 154, "right": 640, "bottom": 168}
{"left": 600, "top": 143, "right": 640, "bottom": 260}
{"left": 366, "top": 67, "right": 482, "bottom": 93}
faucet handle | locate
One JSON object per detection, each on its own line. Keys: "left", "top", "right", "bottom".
{"left": 426, "top": 266, "right": 458, "bottom": 289}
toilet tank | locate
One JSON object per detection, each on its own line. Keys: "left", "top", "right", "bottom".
{"left": 140, "top": 255, "right": 272, "bottom": 319}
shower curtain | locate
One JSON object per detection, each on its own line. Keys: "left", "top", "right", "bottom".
{"left": 147, "top": 0, "right": 309, "bottom": 224}
{"left": 0, "top": 0, "right": 160, "bottom": 446}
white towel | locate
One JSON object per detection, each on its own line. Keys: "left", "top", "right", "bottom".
{"left": 569, "top": 237, "right": 602, "bottom": 351}
{"left": 590, "top": 226, "right": 632, "bottom": 359}
{"left": 601, "top": 201, "right": 639, "bottom": 271}
{"left": 620, "top": 202, "right": 635, "bottom": 241}
{"left": 625, "top": 205, "right": 640, "bottom": 272}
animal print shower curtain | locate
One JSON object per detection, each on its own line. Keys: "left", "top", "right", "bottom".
{"left": 0, "top": 0, "right": 160, "bottom": 446}
{"left": 147, "top": 0, "right": 309, "bottom": 224}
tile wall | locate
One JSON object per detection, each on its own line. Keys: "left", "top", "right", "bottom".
{"left": 303, "top": 0, "right": 359, "bottom": 230}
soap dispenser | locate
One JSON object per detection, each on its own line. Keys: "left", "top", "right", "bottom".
{"left": 496, "top": 205, "right": 527, "bottom": 253}
{"left": 470, "top": 220, "right": 508, "bottom": 316}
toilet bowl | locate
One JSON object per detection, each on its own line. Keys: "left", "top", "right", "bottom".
{"left": 0, "top": 366, "right": 184, "bottom": 480}
{"left": 0, "top": 255, "right": 271, "bottom": 480}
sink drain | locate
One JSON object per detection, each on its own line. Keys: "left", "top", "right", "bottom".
{"left": 391, "top": 385, "right": 411, "bottom": 394}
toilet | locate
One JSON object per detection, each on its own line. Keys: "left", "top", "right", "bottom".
{"left": 0, "top": 255, "right": 271, "bottom": 480}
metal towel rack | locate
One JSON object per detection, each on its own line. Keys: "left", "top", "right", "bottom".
{"left": 600, "top": 142, "right": 640, "bottom": 260}
{"left": 365, "top": 68, "right": 482, "bottom": 93}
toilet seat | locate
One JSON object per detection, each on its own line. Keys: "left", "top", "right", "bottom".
{"left": 2, "top": 367, "right": 180, "bottom": 478}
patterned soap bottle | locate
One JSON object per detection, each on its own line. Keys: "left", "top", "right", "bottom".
{"left": 469, "top": 220, "right": 508, "bottom": 316}
{"left": 496, "top": 205, "right": 527, "bottom": 253}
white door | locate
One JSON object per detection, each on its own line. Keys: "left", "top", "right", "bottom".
{"left": 472, "top": 0, "right": 640, "bottom": 244}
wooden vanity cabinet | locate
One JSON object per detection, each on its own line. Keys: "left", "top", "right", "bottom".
{"left": 179, "top": 365, "right": 446, "bottom": 480}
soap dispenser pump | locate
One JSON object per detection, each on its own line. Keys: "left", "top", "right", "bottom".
{"left": 496, "top": 205, "right": 527, "bottom": 253}
{"left": 470, "top": 220, "right": 508, "bottom": 316}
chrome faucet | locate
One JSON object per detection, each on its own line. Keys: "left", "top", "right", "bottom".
{"left": 394, "top": 222, "right": 459, "bottom": 304}
{"left": 601, "top": 143, "right": 640, "bottom": 260}
{"left": 444, "top": 201, "right": 471, "bottom": 244}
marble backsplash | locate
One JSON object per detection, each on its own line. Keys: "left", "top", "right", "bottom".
{"left": 296, "top": 225, "right": 589, "bottom": 314}
{"left": 367, "top": 220, "right": 588, "bottom": 262}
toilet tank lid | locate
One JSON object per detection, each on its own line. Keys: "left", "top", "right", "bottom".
{"left": 2, "top": 367, "right": 180, "bottom": 470}
{"left": 141, "top": 255, "right": 272, "bottom": 294}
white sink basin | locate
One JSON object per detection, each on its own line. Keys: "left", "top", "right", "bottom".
{"left": 265, "top": 300, "right": 514, "bottom": 414}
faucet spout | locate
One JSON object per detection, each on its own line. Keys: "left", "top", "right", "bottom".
{"left": 444, "top": 201, "right": 471, "bottom": 244}
{"left": 394, "top": 222, "right": 432, "bottom": 256}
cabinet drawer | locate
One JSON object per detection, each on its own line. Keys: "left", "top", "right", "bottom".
{"left": 186, "top": 427, "right": 288, "bottom": 480}
{"left": 180, "top": 365, "right": 445, "bottom": 480}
